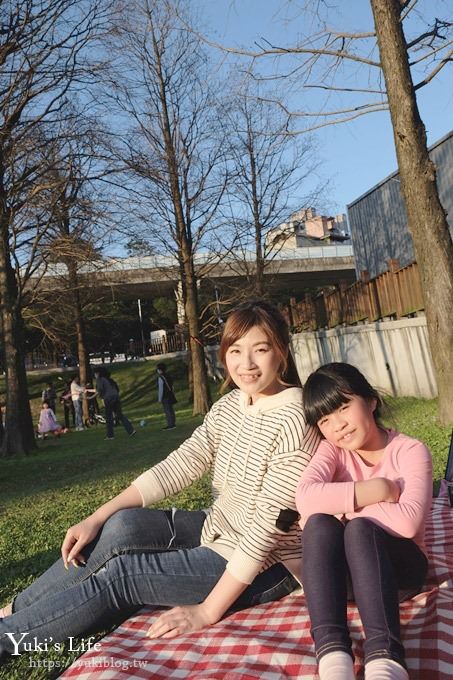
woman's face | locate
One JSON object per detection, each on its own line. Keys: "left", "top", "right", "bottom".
{"left": 225, "top": 325, "right": 283, "bottom": 402}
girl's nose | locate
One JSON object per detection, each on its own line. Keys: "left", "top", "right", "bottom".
{"left": 333, "top": 414, "right": 347, "bottom": 431}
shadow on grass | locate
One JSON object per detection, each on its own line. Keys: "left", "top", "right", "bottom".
{"left": 0, "top": 549, "right": 61, "bottom": 586}
{"left": 0, "top": 417, "right": 201, "bottom": 505}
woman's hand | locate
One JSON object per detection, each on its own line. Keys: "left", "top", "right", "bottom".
{"left": 61, "top": 516, "right": 103, "bottom": 569}
{"left": 146, "top": 604, "right": 216, "bottom": 640}
{"left": 61, "top": 485, "right": 143, "bottom": 569}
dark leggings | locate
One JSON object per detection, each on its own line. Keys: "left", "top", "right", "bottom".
{"left": 302, "top": 514, "right": 428, "bottom": 668}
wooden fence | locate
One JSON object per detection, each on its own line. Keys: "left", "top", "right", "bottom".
{"left": 284, "top": 261, "right": 425, "bottom": 331}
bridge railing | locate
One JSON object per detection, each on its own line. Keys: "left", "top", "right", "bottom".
{"left": 35, "top": 244, "right": 355, "bottom": 278}
{"left": 285, "top": 261, "right": 425, "bottom": 330}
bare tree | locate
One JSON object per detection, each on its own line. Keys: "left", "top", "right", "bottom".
{"left": 204, "top": 0, "right": 453, "bottom": 424}
{"left": 223, "top": 87, "right": 324, "bottom": 298}
{"left": 0, "top": 0, "right": 114, "bottom": 455}
{"left": 105, "top": 0, "right": 229, "bottom": 414}
{"left": 25, "top": 113, "right": 116, "bottom": 424}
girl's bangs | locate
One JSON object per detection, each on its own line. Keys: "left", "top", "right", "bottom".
{"left": 303, "top": 376, "right": 353, "bottom": 426}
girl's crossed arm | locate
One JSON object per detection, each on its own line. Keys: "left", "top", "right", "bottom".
{"left": 296, "top": 440, "right": 400, "bottom": 521}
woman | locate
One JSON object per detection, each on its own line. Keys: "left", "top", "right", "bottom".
{"left": 0, "top": 300, "right": 319, "bottom": 656}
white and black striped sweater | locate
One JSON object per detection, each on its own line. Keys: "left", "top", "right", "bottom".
{"left": 133, "top": 388, "right": 320, "bottom": 584}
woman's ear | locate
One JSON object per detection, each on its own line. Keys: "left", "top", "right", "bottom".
{"left": 369, "top": 397, "right": 378, "bottom": 413}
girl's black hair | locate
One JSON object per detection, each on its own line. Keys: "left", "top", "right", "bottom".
{"left": 302, "top": 362, "right": 383, "bottom": 428}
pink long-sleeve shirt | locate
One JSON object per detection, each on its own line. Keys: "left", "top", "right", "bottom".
{"left": 296, "top": 430, "right": 433, "bottom": 555}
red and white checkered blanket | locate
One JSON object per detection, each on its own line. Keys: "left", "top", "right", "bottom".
{"left": 61, "top": 498, "right": 453, "bottom": 680}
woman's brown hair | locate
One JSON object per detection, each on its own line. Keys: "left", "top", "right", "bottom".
{"left": 218, "top": 300, "right": 301, "bottom": 391}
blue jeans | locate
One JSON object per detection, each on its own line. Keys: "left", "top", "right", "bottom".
{"left": 73, "top": 399, "right": 83, "bottom": 428}
{"left": 162, "top": 399, "right": 175, "bottom": 428}
{"left": 104, "top": 397, "right": 134, "bottom": 438}
{"left": 301, "top": 514, "right": 428, "bottom": 668}
{"left": 1, "top": 509, "right": 298, "bottom": 656}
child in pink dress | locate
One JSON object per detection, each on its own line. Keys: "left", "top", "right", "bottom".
{"left": 296, "top": 362, "right": 432, "bottom": 680}
{"left": 38, "top": 402, "right": 67, "bottom": 437}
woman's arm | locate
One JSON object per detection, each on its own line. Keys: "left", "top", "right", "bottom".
{"left": 148, "top": 412, "right": 320, "bottom": 638}
{"left": 63, "top": 403, "right": 221, "bottom": 566}
{"left": 62, "top": 484, "right": 143, "bottom": 568}
{"left": 147, "top": 570, "right": 248, "bottom": 639}
{"left": 132, "top": 402, "right": 220, "bottom": 506}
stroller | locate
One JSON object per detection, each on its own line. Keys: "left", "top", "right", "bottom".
{"left": 85, "top": 390, "right": 106, "bottom": 426}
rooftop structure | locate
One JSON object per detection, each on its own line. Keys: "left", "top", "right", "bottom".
{"left": 266, "top": 208, "right": 350, "bottom": 250}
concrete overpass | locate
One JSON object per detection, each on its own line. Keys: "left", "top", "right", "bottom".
{"left": 36, "top": 245, "right": 356, "bottom": 301}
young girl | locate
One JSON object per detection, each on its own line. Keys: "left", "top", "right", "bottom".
{"left": 0, "top": 300, "right": 319, "bottom": 657}
{"left": 296, "top": 362, "right": 432, "bottom": 680}
{"left": 37, "top": 402, "right": 67, "bottom": 438}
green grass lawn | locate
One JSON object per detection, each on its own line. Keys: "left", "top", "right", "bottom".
{"left": 0, "top": 360, "right": 451, "bottom": 679}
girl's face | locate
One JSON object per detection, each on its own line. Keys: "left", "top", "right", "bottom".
{"left": 317, "top": 394, "right": 382, "bottom": 452}
{"left": 225, "top": 325, "right": 283, "bottom": 402}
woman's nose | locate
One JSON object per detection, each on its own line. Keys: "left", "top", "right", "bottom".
{"left": 240, "top": 353, "right": 256, "bottom": 368}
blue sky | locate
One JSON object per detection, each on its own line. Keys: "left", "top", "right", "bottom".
{"left": 196, "top": 0, "right": 453, "bottom": 216}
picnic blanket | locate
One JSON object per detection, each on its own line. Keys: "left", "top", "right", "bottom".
{"left": 60, "top": 497, "right": 453, "bottom": 680}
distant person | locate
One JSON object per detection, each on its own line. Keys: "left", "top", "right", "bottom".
{"left": 60, "top": 381, "right": 75, "bottom": 429}
{"left": 42, "top": 382, "right": 57, "bottom": 413}
{"left": 128, "top": 338, "right": 137, "bottom": 360}
{"left": 0, "top": 400, "right": 4, "bottom": 447}
{"left": 85, "top": 382, "right": 101, "bottom": 426}
{"left": 70, "top": 376, "right": 85, "bottom": 431}
{"left": 156, "top": 363, "right": 176, "bottom": 430}
{"left": 37, "top": 402, "right": 67, "bottom": 438}
{"left": 92, "top": 367, "right": 135, "bottom": 440}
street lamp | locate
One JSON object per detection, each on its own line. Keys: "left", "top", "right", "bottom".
{"left": 137, "top": 299, "right": 146, "bottom": 357}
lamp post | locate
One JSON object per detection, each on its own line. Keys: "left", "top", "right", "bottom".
{"left": 137, "top": 299, "right": 146, "bottom": 357}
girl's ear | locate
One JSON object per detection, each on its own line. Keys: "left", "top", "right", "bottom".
{"left": 369, "top": 397, "right": 378, "bottom": 413}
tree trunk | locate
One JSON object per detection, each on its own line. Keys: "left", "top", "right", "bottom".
{"left": 68, "top": 263, "right": 90, "bottom": 422}
{"left": 184, "top": 266, "right": 211, "bottom": 415}
{"left": 153, "top": 30, "right": 211, "bottom": 416}
{"left": 0, "top": 218, "right": 36, "bottom": 456}
{"left": 248, "top": 132, "right": 265, "bottom": 297}
{"left": 370, "top": 0, "right": 453, "bottom": 425}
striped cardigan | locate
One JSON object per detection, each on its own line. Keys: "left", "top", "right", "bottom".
{"left": 133, "top": 388, "right": 320, "bottom": 584}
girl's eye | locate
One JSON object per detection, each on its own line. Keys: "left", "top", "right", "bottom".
{"left": 340, "top": 403, "right": 349, "bottom": 411}
{"left": 318, "top": 417, "right": 328, "bottom": 426}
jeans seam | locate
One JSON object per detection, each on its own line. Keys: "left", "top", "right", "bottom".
{"left": 316, "top": 640, "right": 352, "bottom": 659}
